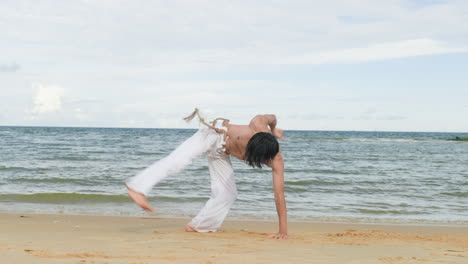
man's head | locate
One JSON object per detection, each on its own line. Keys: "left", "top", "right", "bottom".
{"left": 244, "top": 132, "right": 279, "bottom": 168}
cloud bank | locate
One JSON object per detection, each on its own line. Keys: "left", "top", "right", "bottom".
{"left": 31, "top": 84, "right": 65, "bottom": 115}
{"left": 0, "top": 0, "right": 467, "bottom": 131}
{"left": 0, "top": 63, "right": 20, "bottom": 73}
{"left": 284, "top": 38, "right": 467, "bottom": 65}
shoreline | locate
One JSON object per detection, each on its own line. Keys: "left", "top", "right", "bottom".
{"left": 2, "top": 212, "right": 467, "bottom": 233}
{"left": 1, "top": 213, "right": 467, "bottom": 263}
{"left": 1, "top": 210, "right": 467, "bottom": 228}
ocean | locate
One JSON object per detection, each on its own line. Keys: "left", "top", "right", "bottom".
{"left": 0, "top": 126, "right": 467, "bottom": 225}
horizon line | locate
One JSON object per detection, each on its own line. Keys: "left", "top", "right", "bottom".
{"left": 0, "top": 125, "right": 467, "bottom": 134}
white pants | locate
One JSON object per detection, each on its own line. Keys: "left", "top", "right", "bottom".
{"left": 126, "top": 121, "right": 237, "bottom": 232}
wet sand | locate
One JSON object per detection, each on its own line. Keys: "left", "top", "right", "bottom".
{"left": 1, "top": 213, "right": 467, "bottom": 264}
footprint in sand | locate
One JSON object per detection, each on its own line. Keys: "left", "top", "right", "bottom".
{"left": 379, "top": 256, "right": 429, "bottom": 262}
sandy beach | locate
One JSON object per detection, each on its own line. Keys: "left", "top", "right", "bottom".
{"left": 0, "top": 213, "right": 466, "bottom": 264}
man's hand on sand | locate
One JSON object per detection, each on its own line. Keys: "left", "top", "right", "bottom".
{"left": 268, "top": 232, "right": 289, "bottom": 239}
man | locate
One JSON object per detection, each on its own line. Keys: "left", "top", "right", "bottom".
{"left": 126, "top": 109, "right": 287, "bottom": 239}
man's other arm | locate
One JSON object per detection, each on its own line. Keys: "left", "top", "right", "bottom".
{"left": 268, "top": 152, "right": 288, "bottom": 239}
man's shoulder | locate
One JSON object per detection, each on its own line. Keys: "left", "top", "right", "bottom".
{"left": 248, "top": 115, "right": 270, "bottom": 132}
{"left": 249, "top": 115, "right": 268, "bottom": 126}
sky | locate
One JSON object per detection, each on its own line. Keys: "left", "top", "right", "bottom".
{"left": 1, "top": 0, "right": 467, "bottom": 132}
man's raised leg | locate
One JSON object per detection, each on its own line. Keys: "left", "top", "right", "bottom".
{"left": 126, "top": 127, "right": 219, "bottom": 212}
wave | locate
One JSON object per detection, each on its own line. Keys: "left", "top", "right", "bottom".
{"left": 8, "top": 177, "right": 102, "bottom": 186}
{"left": 39, "top": 155, "right": 101, "bottom": 161}
{"left": 132, "top": 151, "right": 165, "bottom": 156}
{"left": 284, "top": 168, "right": 357, "bottom": 175}
{"left": 0, "top": 193, "right": 208, "bottom": 204}
{"left": 284, "top": 186, "right": 309, "bottom": 193}
{"left": 448, "top": 137, "right": 468, "bottom": 142}
{"left": 285, "top": 179, "right": 348, "bottom": 186}
{"left": 0, "top": 193, "right": 129, "bottom": 204}
{"left": 340, "top": 138, "right": 448, "bottom": 143}
{"left": 440, "top": 191, "right": 468, "bottom": 198}
{"left": 0, "top": 166, "right": 49, "bottom": 172}
{"left": 355, "top": 208, "right": 430, "bottom": 215}
{"left": 290, "top": 137, "right": 461, "bottom": 143}
{"left": 0, "top": 166, "right": 19, "bottom": 171}
{"left": 186, "top": 166, "right": 210, "bottom": 172}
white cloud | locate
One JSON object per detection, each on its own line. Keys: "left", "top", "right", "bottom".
{"left": 0, "top": 63, "right": 20, "bottom": 73}
{"left": 73, "top": 108, "right": 88, "bottom": 121}
{"left": 377, "top": 115, "right": 407, "bottom": 121}
{"left": 283, "top": 38, "right": 467, "bottom": 65}
{"left": 31, "top": 84, "right": 65, "bottom": 114}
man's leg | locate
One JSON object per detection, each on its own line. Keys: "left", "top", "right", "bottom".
{"left": 126, "top": 127, "right": 218, "bottom": 211}
{"left": 186, "top": 154, "right": 237, "bottom": 232}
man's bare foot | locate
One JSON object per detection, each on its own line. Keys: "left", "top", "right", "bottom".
{"left": 126, "top": 185, "right": 155, "bottom": 212}
{"left": 185, "top": 224, "right": 196, "bottom": 232}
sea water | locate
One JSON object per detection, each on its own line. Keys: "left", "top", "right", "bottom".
{"left": 0, "top": 126, "right": 467, "bottom": 225}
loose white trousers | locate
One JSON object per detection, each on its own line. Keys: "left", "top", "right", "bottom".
{"left": 126, "top": 121, "right": 237, "bottom": 232}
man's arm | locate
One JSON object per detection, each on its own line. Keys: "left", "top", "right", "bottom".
{"left": 249, "top": 115, "right": 285, "bottom": 140}
{"left": 268, "top": 152, "right": 288, "bottom": 239}
{"left": 263, "top": 114, "right": 277, "bottom": 131}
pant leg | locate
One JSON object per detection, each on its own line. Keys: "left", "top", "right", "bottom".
{"left": 188, "top": 154, "right": 237, "bottom": 232}
{"left": 126, "top": 127, "right": 218, "bottom": 196}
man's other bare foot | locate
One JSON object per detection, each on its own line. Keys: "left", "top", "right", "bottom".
{"left": 126, "top": 185, "right": 155, "bottom": 212}
{"left": 185, "top": 224, "right": 196, "bottom": 232}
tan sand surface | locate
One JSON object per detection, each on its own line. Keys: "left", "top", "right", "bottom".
{"left": 1, "top": 213, "right": 467, "bottom": 264}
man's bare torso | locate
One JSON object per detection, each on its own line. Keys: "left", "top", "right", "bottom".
{"left": 224, "top": 115, "right": 283, "bottom": 161}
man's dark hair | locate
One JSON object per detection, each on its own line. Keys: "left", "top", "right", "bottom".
{"left": 244, "top": 132, "right": 279, "bottom": 168}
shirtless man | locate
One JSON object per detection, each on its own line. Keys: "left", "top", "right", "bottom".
{"left": 126, "top": 112, "right": 287, "bottom": 239}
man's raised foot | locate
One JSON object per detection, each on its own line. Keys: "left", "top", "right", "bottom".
{"left": 126, "top": 185, "right": 155, "bottom": 212}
